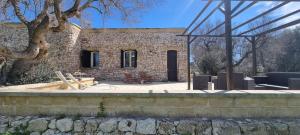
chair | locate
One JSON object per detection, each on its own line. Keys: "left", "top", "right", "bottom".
{"left": 215, "top": 72, "right": 254, "bottom": 90}
{"left": 54, "top": 71, "right": 78, "bottom": 90}
{"left": 68, "top": 72, "right": 116, "bottom": 90}
{"left": 193, "top": 75, "right": 211, "bottom": 90}
{"left": 66, "top": 73, "right": 88, "bottom": 90}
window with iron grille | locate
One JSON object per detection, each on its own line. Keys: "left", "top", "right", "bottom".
{"left": 81, "top": 50, "right": 100, "bottom": 68}
{"left": 121, "top": 50, "right": 137, "bottom": 68}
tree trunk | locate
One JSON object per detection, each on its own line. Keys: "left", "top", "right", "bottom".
{"left": 0, "top": 58, "right": 7, "bottom": 84}
{"left": 3, "top": 17, "right": 51, "bottom": 84}
{"left": 7, "top": 35, "right": 51, "bottom": 84}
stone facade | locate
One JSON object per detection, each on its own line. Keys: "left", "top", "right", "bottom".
{"left": 0, "top": 23, "right": 187, "bottom": 83}
{"left": 79, "top": 29, "right": 187, "bottom": 81}
{"left": 1, "top": 115, "right": 300, "bottom": 135}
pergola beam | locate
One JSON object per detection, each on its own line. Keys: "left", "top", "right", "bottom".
{"left": 255, "top": 18, "right": 300, "bottom": 36}
{"left": 177, "top": 34, "right": 253, "bottom": 38}
{"left": 231, "top": 1, "right": 245, "bottom": 13}
{"left": 204, "top": 0, "right": 300, "bottom": 1}
{"left": 232, "top": 1, "right": 257, "bottom": 17}
{"left": 188, "top": 1, "right": 257, "bottom": 44}
{"left": 232, "top": 1, "right": 290, "bottom": 31}
{"left": 188, "top": 2, "right": 224, "bottom": 35}
{"left": 238, "top": 9, "right": 300, "bottom": 35}
{"left": 182, "top": 0, "right": 213, "bottom": 34}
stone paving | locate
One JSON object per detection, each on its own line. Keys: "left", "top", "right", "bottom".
{"left": 0, "top": 81, "right": 300, "bottom": 95}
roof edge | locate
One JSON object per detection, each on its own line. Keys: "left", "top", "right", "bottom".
{"left": 82, "top": 28, "right": 185, "bottom": 33}
{"left": 0, "top": 22, "right": 185, "bottom": 33}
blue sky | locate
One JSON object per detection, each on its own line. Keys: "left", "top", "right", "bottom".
{"left": 4, "top": 0, "right": 299, "bottom": 31}
{"left": 74, "top": 0, "right": 205, "bottom": 28}
{"left": 69, "top": 0, "right": 300, "bottom": 31}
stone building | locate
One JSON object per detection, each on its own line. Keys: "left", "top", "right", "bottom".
{"left": 0, "top": 23, "right": 187, "bottom": 83}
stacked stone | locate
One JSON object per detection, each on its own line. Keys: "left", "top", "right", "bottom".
{"left": 1, "top": 115, "right": 300, "bottom": 135}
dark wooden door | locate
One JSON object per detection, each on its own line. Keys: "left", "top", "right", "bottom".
{"left": 167, "top": 50, "right": 178, "bottom": 81}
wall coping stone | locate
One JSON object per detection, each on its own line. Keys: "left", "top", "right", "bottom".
{"left": 0, "top": 22, "right": 184, "bottom": 33}
{"left": 0, "top": 89, "right": 300, "bottom": 98}
{"left": 82, "top": 28, "right": 185, "bottom": 33}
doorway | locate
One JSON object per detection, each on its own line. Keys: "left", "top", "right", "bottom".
{"left": 167, "top": 50, "right": 178, "bottom": 81}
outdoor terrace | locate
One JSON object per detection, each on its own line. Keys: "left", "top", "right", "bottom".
{"left": 1, "top": 81, "right": 300, "bottom": 94}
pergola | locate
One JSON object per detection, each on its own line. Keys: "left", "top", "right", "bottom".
{"left": 179, "top": 0, "right": 300, "bottom": 90}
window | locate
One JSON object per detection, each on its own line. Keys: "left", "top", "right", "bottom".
{"left": 81, "top": 50, "right": 99, "bottom": 68}
{"left": 121, "top": 50, "right": 137, "bottom": 68}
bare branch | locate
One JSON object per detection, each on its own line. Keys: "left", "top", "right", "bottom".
{"left": 0, "top": 56, "right": 6, "bottom": 70}
{"left": 64, "top": 0, "right": 82, "bottom": 18}
{"left": 0, "top": 45, "right": 39, "bottom": 60}
{"left": 79, "top": 0, "right": 98, "bottom": 12}
{"left": 9, "top": 0, "right": 29, "bottom": 25}
{"left": 88, "top": 6, "right": 103, "bottom": 14}
{"left": 32, "top": 0, "right": 50, "bottom": 26}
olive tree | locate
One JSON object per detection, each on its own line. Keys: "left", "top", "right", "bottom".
{"left": 192, "top": 16, "right": 272, "bottom": 76}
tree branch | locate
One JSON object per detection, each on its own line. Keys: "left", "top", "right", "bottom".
{"left": 88, "top": 6, "right": 103, "bottom": 14}
{"left": 51, "top": 0, "right": 66, "bottom": 32}
{"left": 51, "top": 0, "right": 88, "bottom": 32}
{"left": 109, "top": 0, "right": 129, "bottom": 19}
{"left": 221, "top": 43, "right": 265, "bottom": 71}
{"left": 0, "top": 45, "right": 39, "bottom": 60}
{"left": 0, "top": 57, "right": 6, "bottom": 70}
{"left": 79, "top": 0, "right": 98, "bottom": 12}
{"left": 64, "top": 0, "right": 82, "bottom": 17}
{"left": 32, "top": 0, "right": 50, "bottom": 26}
{"left": 9, "top": 0, "right": 29, "bottom": 25}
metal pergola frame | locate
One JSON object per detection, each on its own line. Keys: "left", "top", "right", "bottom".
{"left": 179, "top": 0, "right": 300, "bottom": 90}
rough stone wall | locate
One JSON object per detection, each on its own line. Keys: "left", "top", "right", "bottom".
{"left": 78, "top": 29, "right": 187, "bottom": 81}
{"left": 0, "top": 23, "right": 81, "bottom": 83}
{"left": 0, "top": 24, "right": 187, "bottom": 83}
{"left": 1, "top": 115, "right": 300, "bottom": 135}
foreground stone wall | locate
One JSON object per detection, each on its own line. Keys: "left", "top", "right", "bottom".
{"left": 78, "top": 29, "right": 187, "bottom": 81}
{"left": 1, "top": 115, "right": 300, "bottom": 135}
{"left": 1, "top": 92, "right": 300, "bottom": 118}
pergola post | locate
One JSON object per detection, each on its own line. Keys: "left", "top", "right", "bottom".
{"left": 251, "top": 36, "right": 257, "bottom": 76}
{"left": 224, "top": 0, "right": 233, "bottom": 90}
{"left": 187, "top": 35, "right": 191, "bottom": 90}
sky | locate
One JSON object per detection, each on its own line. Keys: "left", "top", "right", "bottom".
{"left": 69, "top": 0, "right": 300, "bottom": 33}
{"left": 73, "top": 0, "right": 204, "bottom": 28}
{"left": 2, "top": 0, "right": 299, "bottom": 32}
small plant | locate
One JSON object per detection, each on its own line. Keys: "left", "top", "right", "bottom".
{"left": 0, "top": 132, "right": 12, "bottom": 135}
{"left": 1, "top": 124, "right": 30, "bottom": 135}
{"left": 97, "top": 102, "right": 106, "bottom": 117}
